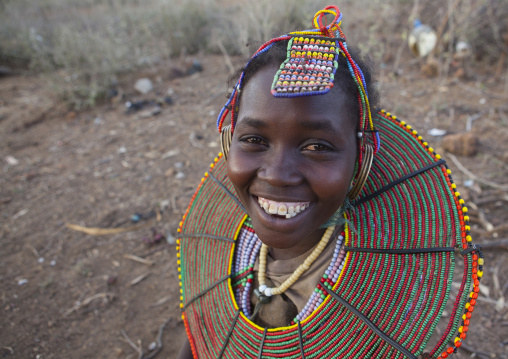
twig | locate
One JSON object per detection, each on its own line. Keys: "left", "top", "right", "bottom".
{"left": 459, "top": 343, "right": 496, "bottom": 359}
{"left": 466, "top": 109, "right": 488, "bottom": 132}
{"left": 120, "top": 329, "right": 143, "bottom": 359}
{"left": 124, "top": 254, "right": 155, "bottom": 266}
{"left": 141, "top": 318, "right": 172, "bottom": 359}
{"left": 129, "top": 272, "right": 151, "bottom": 287}
{"left": 63, "top": 292, "right": 115, "bottom": 316}
{"left": 478, "top": 239, "right": 508, "bottom": 250}
{"left": 467, "top": 202, "right": 494, "bottom": 231}
{"left": 66, "top": 222, "right": 152, "bottom": 235}
{"left": 150, "top": 295, "right": 172, "bottom": 307}
{"left": 25, "top": 243, "right": 40, "bottom": 258}
{"left": 217, "top": 39, "right": 235, "bottom": 75}
{"left": 448, "top": 154, "right": 508, "bottom": 191}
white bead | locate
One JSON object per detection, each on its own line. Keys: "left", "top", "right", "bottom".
{"left": 259, "top": 285, "right": 267, "bottom": 292}
{"left": 264, "top": 287, "right": 273, "bottom": 297}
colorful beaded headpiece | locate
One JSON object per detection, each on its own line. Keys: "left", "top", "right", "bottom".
{"left": 216, "top": 5, "right": 380, "bottom": 174}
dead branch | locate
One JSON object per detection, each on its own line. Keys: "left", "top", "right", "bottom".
{"left": 217, "top": 39, "right": 235, "bottom": 75}
{"left": 448, "top": 154, "right": 508, "bottom": 191}
{"left": 63, "top": 292, "right": 115, "bottom": 316}
{"left": 124, "top": 254, "right": 155, "bottom": 266}
{"left": 478, "top": 239, "right": 508, "bottom": 250}
{"left": 120, "top": 329, "right": 143, "bottom": 359}
{"left": 66, "top": 222, "right": 151, "bottom": 235}
{"left": 129, "top": 272, "right": 151, "bottom": 287}
{"left": 141, "top": 318, "right": 172, "bottom": 359}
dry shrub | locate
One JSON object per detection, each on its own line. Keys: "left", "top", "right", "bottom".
{"left": 0, "top": 0, "right": 506, "bottom": 109}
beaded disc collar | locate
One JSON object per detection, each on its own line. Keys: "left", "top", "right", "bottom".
{"left": 177, "top": 110, "right": 483, "bottom": 359}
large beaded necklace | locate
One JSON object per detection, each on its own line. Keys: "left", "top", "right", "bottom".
{"left": 232, "top": 218, "right": 347, "bottom": 324}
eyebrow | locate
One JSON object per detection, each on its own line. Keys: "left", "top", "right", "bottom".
{"left": 237, "top": 117, "right": 337, "bottom": 133}
{"left": 236, "top": 117, "right": 268, "bottom": 129}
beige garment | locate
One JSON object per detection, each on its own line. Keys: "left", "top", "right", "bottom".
{"left": 250, "top": 235, "right": 337, "bottom": 328}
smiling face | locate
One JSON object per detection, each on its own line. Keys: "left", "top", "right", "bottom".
{"left": 227, "top": 64, "right": 358, "bottom": 260}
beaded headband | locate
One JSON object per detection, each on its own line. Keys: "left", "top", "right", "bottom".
{"left": 216, "top": 5, "right": 379, "bottom": 178}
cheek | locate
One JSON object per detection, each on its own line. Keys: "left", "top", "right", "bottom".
{"left": 226, "top": 145, "right": 257, "bottom": 194}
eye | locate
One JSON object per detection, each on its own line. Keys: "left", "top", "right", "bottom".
{"left": 239, "top": 136, "right": 268, "bottom": 147}
{"left": 302, "top": 143, "right": 332, "bottom": 152}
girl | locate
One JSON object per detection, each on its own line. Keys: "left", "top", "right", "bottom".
{"left": 177, "top": 5, "right": 482, "bottom": 358}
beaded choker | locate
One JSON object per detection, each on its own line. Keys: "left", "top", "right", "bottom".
{"left": 257, "top": 226, "right": 335, "bottom": 298}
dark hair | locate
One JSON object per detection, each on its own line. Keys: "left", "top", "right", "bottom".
{"left": 233, "top": 39, "right": 379, "bottom": 126}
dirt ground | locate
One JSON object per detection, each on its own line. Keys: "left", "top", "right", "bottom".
{"left": 1, "top": 54, "right": 508, "bottom": 358}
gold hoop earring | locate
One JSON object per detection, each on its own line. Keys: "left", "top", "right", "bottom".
{"left": 220, "top": 125, "right": 232, "bottom": 162}
{"left": 348, "top": 144, "right": 374, "bottom": 200}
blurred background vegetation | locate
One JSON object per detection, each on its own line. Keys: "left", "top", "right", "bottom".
{"left": 0, "top": 0, "right": 506, "bottom": 109}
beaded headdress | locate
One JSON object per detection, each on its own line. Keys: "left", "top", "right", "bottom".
{"left": 216, "top": 5, "right": 379, "bottom": 178}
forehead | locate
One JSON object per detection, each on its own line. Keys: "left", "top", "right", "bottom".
{"left": 238, "top": 64, "right": 357, "bottom": 133}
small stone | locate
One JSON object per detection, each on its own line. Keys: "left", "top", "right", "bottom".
{"left": 17, "top": 279, "right": 28, "bottom": 286}
{"left": 166, "top": 231, "right": 175, "bottom": 244}
{"left": 117, "top": 146, "right": 127, "bottom": 154}
{"left": 442, "top": 133, "right": 478, "bottom": 157}
{"left": 5, "top": 155, "right": 19, "bottom": 165}
{"left": 134, "top": 78, "right": 153, "bottom": 94}
{"left": 427, "top": 128, "right": 447, "bottom": 136}
{"left": 38, "top": 257, "right": 45, "bottom": 264}
{"left": 175, "top": 171, "right": 185, "bottom": 180}
{"left": 162, "top": 150, "right": 179, "bottom": 159}
{"left": 165, "top": 168, "right": 176, "bottom": 177}
{"left": 148, "top": 342, "right": 157, "bottom": 351}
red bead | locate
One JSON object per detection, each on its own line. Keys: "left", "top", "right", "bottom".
{"left": 466, "top": 312, "right": 472, "bottom": 319}
{"left": 447, "top": 347, "right": 454, "bottom": 354}
{"left": 455, "top": 341, "right": 462, "bottom": 348}
{"left": 468, "top": 305, "right": 474, "bottom": 312}
{"left": 442, "top": 352, "right": 448, "bottom": 358}
{"left": 464, "top": 319, "right": 470, "bottom": 326}
{"left": 460, "top": 333, "right": 467, "bottom": 339}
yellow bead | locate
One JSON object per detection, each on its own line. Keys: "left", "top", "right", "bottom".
{"left": 176, "top": 239, "right": 180, "bottom": 245}
{"left": 178, "top": 274, "right": 181, "bottom": 280}
{"left": 459, "top": 199, "right": 465, "bottom": 205}
{"left": 381, "top": 109, "right": 386, "bottom": 113}
{"left": 479, "top": 258, "right": 484, "bottom": 265}
{"left": 428, "top": 147, "right": 433, "bottom": 152}
{"left": 180, "top": 303, "right": 184, "bottom": 308}
{"left": 462, "top": 314, "right": 467, "bottom": 320}
{"left": 423, "top": 142, "right": 428, "bottom": 146}
{"left": 178, "top": 267, "right": 181, "bottom": 272}
{"left": 412, "top": 130, "right": 418, "bottom": 135}
{"left": 177, "top": 260, "right": 181, "bottom": 265}
{"left": 407, "top": 125, "right": 412, "bottom": 130}
{"left": 393, "top": 116, "right": 397, "bottom": 119}
{"left": 463, "top": 207, "right": 468, "bottom": 213}
{"left": 465, "top": 303, "right": 470, "bottom": 309}
{"left": 436, "top": 154, "right": 441, "bottom": 159}
{"left": 459, "top": 326, "right": 464, "bottom": 333}
{"left": 418, "top": 136, "right": 422, "bottom": 140}
{"left": 451, "top": 184, "right": 457, "bottom": 189}
{"left": 180, "top": 296, "right": 183, "bottom": 301}
{"left": 400, "top": 121, "right": 406, "bottom": 125}
{"left": 180, "top": 288, "right": 183, "bottom": 294}
{"left": 447, "top": 169, "right": 452, "bottom": 174}
{"left": 478, "top": 271, "right": 483, "bottom": 278}
{"left": 470, "top": 292, "right": 474, "bottom": 298}
{"left": 465, "top": 225, "right": 470, "bottom": 231}
{"left": 181, "top": 314, "right": 185, "bottom": 320}
{"left": 455, "top": 192, "right": 460, "bottom": 197}
{"left": 454, "top": 337, "right": 461, "bottom": 344}
{"left": 464, "top": 215, "right": 470, "bottom": 221}
{"left": 466, "top": 235, "right": 472, "bottom": 242}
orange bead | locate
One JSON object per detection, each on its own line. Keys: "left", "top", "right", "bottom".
{"left": 447, "top": 347, "right": 454, "bottom": 354}
{"left": 460, "top": 333, "right": 466, "bottom": 340}
{"left": 442, "top": 352, "right": 448, "bottom": 358}
{"left": 455, "top": 341, "right": 462, "bottom": 348}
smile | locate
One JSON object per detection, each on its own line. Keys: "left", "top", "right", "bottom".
{"left": 257, "top": 196, "right": 311, "bottom": 219}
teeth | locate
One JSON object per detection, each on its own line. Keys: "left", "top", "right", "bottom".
{"left": 257, "top": 196, "right": 310, "bottom": 219}
{"left": 268, "top": 202, "right": 278, "bottom": 214}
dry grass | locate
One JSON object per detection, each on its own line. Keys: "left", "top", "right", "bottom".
{"left": 0, "top": 0, "right": 506, "bottom": 108}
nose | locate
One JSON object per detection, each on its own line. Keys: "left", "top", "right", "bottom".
{"left": 257, "top": 145, "right": 303, "bottom": 187}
